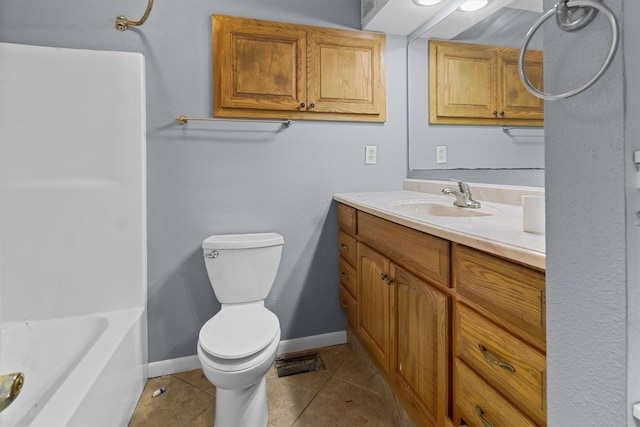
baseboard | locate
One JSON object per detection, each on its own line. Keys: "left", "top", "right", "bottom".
{"left": 148, "top": 354, "right": 201, "bottom": 378}
{"left": 276, "top": 330, "right": 347, "bottom": 355}
{"left": 147, "top": 330, "right": 347, "bottom": 378}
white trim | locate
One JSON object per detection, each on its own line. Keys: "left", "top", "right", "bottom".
{"left": 276, "top": 330, "right": 347, "bottom": 355}
{"left": 146, "top": 330, "right": 347, "bottom": 378}
{"left": 148, "top": 355, "right": 200, "bottom": 378}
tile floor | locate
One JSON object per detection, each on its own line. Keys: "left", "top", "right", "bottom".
{"left": 128, "top": 344, "right": 402, "bottom": 427}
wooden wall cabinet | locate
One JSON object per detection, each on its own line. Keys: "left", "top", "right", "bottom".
{"left": 212, "top": 15, "right": 386, "bottom": 122}
{"left": 429, "top": 40, "right": 543, "bottom": 126}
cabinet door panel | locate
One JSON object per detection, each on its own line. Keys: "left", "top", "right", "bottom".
{"left": 357, "top": 243, "right": 391, "bottom": 371}
{"left": 432, "top": 42, "right": 497, "bottom": 119}
{"left": 392, "top": 264, "right": 450, "bottom": 426}
{"left": 307, "top": 29, "right": 385, "bottom": 116}
{"left": 213, "top": 15, "right": 306, "bottom": 113}
{"left": 498, "top": 48, "right": 543, "bottom": 120}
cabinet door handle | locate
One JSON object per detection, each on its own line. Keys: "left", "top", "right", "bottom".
{"left": 340, "top": 300, "right": 349, "bottom": 309}
{"left": 499, "top": 111, "right": 505, "bottom": 117}
{"left": 300, "top": 102, "right": 306, "bottom": 108}
{"left": 478, "top": 344, "right": 516, "bottom": 373}
{"left": 340, "top": 244, "right": 349, "bottom": 251}
{"left": 492, "top": 111, "right": 498, "bottom": 116}
{"left": 380, "top": 273, "right": 388, "bottom": 281}
{"left": 341, "top": 272, "right": 349, "bottom": 280}
{"left": 475, "top": 405, "right": 493, "bottom": 427}
{"left": 309, "top": 103, "right": 315, "bottom": 108}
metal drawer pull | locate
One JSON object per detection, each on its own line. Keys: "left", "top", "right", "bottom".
{"left": 476, "top": 405, "right": 493, "bottom": 427}
{"left": 478, "top": 344, "right": 516, "bottom": 373}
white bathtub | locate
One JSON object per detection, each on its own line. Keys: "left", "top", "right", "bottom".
{"left": 0, "top": 308, "right": 146, "bottom": 427}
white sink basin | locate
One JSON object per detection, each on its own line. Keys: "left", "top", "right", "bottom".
{"left": 390, "top": 200, "right": 498, "bottom": 217}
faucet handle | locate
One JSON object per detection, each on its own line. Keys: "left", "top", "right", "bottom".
{"left": 449, "top": 178, "right": 469, "bottom": 194}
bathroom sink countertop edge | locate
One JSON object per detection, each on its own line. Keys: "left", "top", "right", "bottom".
{"left": 334, "top": 180, "right": 545, "bottom": 270}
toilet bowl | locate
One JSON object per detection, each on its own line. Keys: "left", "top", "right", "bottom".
{"left": 196, "top": 233, "right": 284, "bottom": 427}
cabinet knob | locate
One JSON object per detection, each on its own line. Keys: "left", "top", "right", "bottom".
{"left": 340, "top": 244, "right": 349, "bottom": 251}
{"left": 309, "top": 103, "right": 315, "bottom": 109}
{"left": 300, "top": 102, "right": 306, "bottom": 108}
{"left": 340, "top": 300, "right": 349, "bottom": 309}
{"left": 341, "top": 272, "right": 349, "bottom": 280}
{"left": 380, "top": 273, "right": 387, "bottom": 281}
{"left": 499, "top": 111, "right": 505, "bottom": 117}
{"left": 492, "top": 111, "right": 498, "bottom": 116}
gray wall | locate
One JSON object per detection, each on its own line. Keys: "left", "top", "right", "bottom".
{"left": 544, "top": 0, "right": 639, "bottom": 425}
{"left": 0, "top": 0, "right": 407, "bottom": 363}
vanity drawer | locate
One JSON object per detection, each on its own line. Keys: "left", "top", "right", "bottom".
{"left": 453, "top": 244, "right": 545, "bottom": 350}
{"left": 338, "top": 231, "right": 357, "bottom": 267}
{"left": 338, "top": 203, "right": 357, "bottom": 235}
{"left": 339, "top": 257, "right": 357, "bottom": 297}
{"left": 339, "top": 284, "right": 357, "bottom": 327}
{"left": 455, "top": 303, "right": 546, "bottom": 425}
{"left": 455, "top": 361, "right": 537, "bottom": 427}
{"left": 358, "top": 211, "right": 450, "bottom": 288}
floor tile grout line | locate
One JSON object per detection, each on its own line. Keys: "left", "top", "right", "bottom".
{"left": 287, "top": 372, "right": 333, "bottom": 427}
{"left": 170, "top": 372, "right": 216, "bottom": 397}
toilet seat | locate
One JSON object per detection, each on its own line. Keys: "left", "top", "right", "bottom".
{"left": 199, "top": 304, "right": 280, "bottom": 360}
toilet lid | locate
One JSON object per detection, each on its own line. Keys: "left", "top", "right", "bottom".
{"left": 199, "top": 304, "right": 280, "bottom": 359}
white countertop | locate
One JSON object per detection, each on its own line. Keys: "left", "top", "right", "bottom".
{"left": 334, "top": 180, "right": 546, "bottom": 270}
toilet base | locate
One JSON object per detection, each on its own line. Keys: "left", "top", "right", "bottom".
{"left": 214, "top": 376, "right": 268, "bottom": 427}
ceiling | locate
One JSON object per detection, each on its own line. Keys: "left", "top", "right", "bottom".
{"left": 363, "top": 0, "right": 542, "bottom": 41}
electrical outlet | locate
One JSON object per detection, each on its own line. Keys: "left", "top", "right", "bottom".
{"left": 436, "top": 145, "right": 447, "bottom": 164}
{"left": 365, "top": 145, "right": 377, "bottom": 164}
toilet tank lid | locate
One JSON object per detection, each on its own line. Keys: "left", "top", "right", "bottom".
{"left": 202, "top": 232, "right": 284, "bottom": 250}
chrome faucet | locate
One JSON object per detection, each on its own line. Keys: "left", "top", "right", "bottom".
{"left": 442, "top": 179, "right": 481, "bottom": 208}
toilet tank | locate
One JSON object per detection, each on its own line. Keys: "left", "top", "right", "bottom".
{"left": 202, "top": 233, "right": 284, "bottom": 304}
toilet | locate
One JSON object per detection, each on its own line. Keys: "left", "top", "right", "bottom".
{"left": 197, "top": 232, "right": 283, "bottom": 427}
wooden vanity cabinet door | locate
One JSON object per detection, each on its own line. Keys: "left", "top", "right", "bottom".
{"left": 455, "top": 362, "right": 537, "bottom": 427}
{"left": 357, "top": 243, "right": 392, "bottom": 372}
{"left": 454, "top": 244, "right": 546, "bottom": 351}
{"left": 391, "top": 264, "right": 450, "bottom": 427}
{"left": 456, "top": 303, "right": 546, "bottom": 425}
{"left": 338, "top": 231, "right": 357, "bottom": 268}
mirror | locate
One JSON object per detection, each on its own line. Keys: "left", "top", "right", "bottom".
{"left": 365, "top": 0, "right": 545, "bottom": 172}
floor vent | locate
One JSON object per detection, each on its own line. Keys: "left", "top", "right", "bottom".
{"left": 275, "top": 351, "right": 325, "bottom": 378}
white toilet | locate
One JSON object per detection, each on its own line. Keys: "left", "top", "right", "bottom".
{"left": 197, "top": 232, "right": 283, "bottom": 427}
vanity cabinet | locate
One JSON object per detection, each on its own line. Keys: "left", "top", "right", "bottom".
{"left": 212, "top": 15, "right": 386, "bottom": 123}
{"left": 339, "top": 207, "right": 452, "bottom": 426}
{"left": 453, "top": 244, "right": 546, "bottom": 427}
{"left": 338, "top": 204, "right": 358, "bottom": 327}
{"left": 429, "top": 40, "right": 543, "bottom": 126}
{"left": 336, "top": 203, "right": 546, "bottom": 427}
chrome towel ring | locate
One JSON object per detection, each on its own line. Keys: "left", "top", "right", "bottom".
{"left": 518, "top": 0, "right": 620, "bottom": 100}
